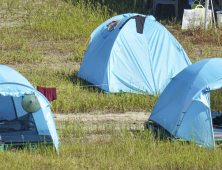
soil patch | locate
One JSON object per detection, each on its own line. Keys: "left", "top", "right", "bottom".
{"left": 56, "top": 111, "right": 151, "bottom": 130}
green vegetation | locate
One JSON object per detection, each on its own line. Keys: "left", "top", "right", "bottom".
{"left": 0, "top": 0, "right": 222, "bottom": 113}
{"left": 2, "top": 0, "right": 222, "bottom": 169}
{"left": 0, "top": 0, "right": 159, "bottom": 113}
{"left": 1, "top": 120, "right": 222, "bottom": 169}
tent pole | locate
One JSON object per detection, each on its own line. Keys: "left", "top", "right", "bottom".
{"left": 210, "top": 0, "right": 216, "bottom": 29}
{"left": 204, "top": 0, "right": 210, "bottom": 31}
{"left": 11, "top": 97, "right": 18, "bottom": 119}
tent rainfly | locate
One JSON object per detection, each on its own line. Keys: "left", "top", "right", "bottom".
{"left": 149, "top": 58, "right": 222, "bottom": 148}
{"left": 78, "top": 13, "right": 191, "bottom": 95}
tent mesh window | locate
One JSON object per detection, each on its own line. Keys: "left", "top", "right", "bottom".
{"left": 0, "top": 96, "right": 37, "bottom": 133}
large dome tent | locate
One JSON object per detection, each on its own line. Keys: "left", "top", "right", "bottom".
{"left": 149, "top": 58, "right": 222, "bottom": 148}
{"left": 78, "top": 13, "right": 191, "bottom": 95}
{"left": 0, "top": 65, "right": 59, "bottom": 152}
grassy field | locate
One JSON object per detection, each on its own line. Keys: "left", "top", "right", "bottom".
{"left": 1, "top": 120, "right": 222, "bottom": 169}
{"left": 1, "top": 0, "right": 222, "bottom": 113}
{"left": 1, "top": 0, "right": 222, "bottom": 169}
{"left": 0, "top": 0, "right": 161, "bottom": 113}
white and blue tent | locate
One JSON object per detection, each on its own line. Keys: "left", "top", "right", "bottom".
{"left": 149, "top": 58, "right": 222, "bottom": 148}
{"left": 0, "top": 65, "right": 59, "bottom": 151}
{"left": 78, "top": 13, "right": 191, "bottom": 94}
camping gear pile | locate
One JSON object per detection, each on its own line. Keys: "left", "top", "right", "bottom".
{"left": 0, "top": 65, "right": 59, "bottom": 152}
{"left": 182, "top": 4, "right": 212, "bottom": 30}
{"left": 182, "top": 0, "right": 217, "bottom": 30}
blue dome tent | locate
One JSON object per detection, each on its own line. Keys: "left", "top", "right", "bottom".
{"left": 0, "top": 65, "right": 59, "bottom": 152}
{"left": 78, "top": 13, "right": 191, "bottom": 95}
{"left": 149, "top": 58, "right": 222, "bottom": 148}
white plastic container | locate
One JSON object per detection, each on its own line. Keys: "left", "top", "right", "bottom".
{"left": 216, "top": 11, "right": 222, "bottom": 28}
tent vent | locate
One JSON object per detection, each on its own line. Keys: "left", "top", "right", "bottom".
{"left": 119, "top": 15, "right": 146, "bottom": 34}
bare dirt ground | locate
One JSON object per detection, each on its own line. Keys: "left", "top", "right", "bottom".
{"left": 56, "top": 111, "right": 151, "bottom": 130}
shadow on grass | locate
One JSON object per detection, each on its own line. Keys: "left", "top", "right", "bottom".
{"left": 130, "top": 129, "right": 172, "bottom": 142}
{"left": 61, "top": 70, "right": 140, "bottom": 95}
{"left": 58, "top": 69, "right": 103, "bottom": 93}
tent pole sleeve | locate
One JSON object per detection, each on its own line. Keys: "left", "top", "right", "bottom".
{"left": 182, "top": 99, "right": 192, "bottom": 112}
{"left": 119, "top": 16, "right": 137, "bottom": 29}
{"left": 174, "top": 99, "right": 192, "bottom": 137}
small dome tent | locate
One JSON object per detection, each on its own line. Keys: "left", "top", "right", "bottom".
{"left": 0, "top": 65, "right": 59, "bottom": 151}
{"left": 149, "top": 58, "right": 222, "bottom": 148}
{"left": 78, "top": 13, "right": 191, "bottom": 94}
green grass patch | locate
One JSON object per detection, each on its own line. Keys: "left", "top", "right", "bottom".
{"left": 19, "top": 66, "right": 158, "bottom": 113}
{"left": 1, "top": 121, "right": 222, "bottom": 169}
